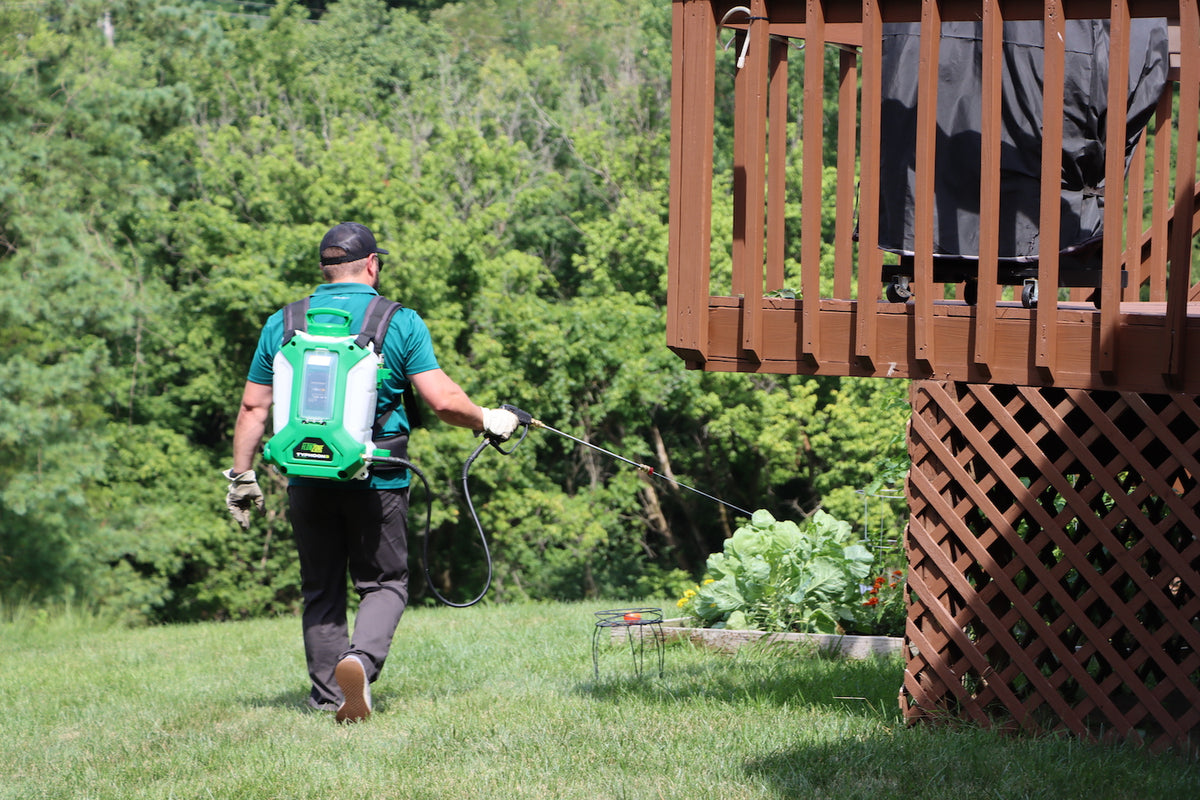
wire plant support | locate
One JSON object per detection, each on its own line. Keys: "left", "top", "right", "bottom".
{"left": 592, "top": 607, "right": 665, "bottom": 680}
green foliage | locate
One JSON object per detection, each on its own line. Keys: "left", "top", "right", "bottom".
{"left": 808, "top": 377, "right": 910, "bottom": 547}
{"left": 845, "top": 569, "right": 908, "bottom": 637}
{"left": 679, "top": 509, "right": 874, "bottom": 634}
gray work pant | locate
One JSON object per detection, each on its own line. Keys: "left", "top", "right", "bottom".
{"left": 288, "top": 485, "right": 410, "bottom": 708}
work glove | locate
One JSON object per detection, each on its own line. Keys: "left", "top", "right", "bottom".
{"left": 222, "top": 468, "right": 264, "bottom": 529}
{"left": 480, "top": 405, "right": 530, "bottom": 441}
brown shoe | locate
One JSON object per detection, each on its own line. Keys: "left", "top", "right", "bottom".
{"left": 334, "top": 655, "right": 372, "bottom": 723}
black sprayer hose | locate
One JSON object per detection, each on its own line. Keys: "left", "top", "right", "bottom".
{"left": 423, "top": 423, "right": 532, "bottom": 608}
{"left": 364, "top": 454, "right": 434, "bottom": 595}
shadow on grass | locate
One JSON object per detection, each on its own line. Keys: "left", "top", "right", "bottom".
{"left": 741, "top": 731, "right": 907, "bottom": 799}
{"left": 248, "top": 687, "right": 318, "bottom": 711}
{"left": 245, "top": 687, "right": 392, "bottom": 718}
{"left": 581, "top": 641, "right": 904, "bottom": 721}
{"left": 740, "top": 725, "right": 1200, "bottom": 800}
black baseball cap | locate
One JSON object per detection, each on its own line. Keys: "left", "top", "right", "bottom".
{"left": 319, "top": 222, "right": 389, "bottom": 266}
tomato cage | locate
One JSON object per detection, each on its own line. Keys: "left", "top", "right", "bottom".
{"left": 592, "top": 607, "right": 666, "bottom": 680}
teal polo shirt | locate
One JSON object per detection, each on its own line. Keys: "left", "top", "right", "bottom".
{"left": 248, "top": 283, "right": 440, "bottom": 489}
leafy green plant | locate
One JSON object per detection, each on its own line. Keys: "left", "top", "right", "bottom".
{"left": 845, "top": 570, "right": 907, "bottom": 636}
{"left": 677, "top": 509, "right": 874, "bottom": 634}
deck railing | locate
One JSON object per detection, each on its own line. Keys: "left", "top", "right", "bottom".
{"left": 667, "top": 0, "right": 1200, "bottom": 393}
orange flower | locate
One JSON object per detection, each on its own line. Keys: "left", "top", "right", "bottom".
{"left": 874, "top": 576, "right": 887, "bottom": 588}
{"left": 863, "top": 597, "right": 879, "bottom": 606}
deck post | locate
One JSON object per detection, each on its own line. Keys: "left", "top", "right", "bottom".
{"left": 667, "top": 0, "right": 717, "bottom": 365}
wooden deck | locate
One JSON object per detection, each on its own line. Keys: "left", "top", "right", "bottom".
{"left": 666, "top": 0, "right": 1200, "bottom": 753}
{"left": 666, "top": 0, "right": 1200, "bottom": 394}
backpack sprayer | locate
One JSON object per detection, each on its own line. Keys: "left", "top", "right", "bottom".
{"left": 431, "top": 405, "right": 753, "bottom": 608}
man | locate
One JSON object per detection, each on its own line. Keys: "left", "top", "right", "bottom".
{"left": 222, "top": 221, "right": 521, "bottom": 723}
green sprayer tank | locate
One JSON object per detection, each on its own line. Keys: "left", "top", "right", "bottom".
{"left": 262, "top": 307, "right": 382, "bottom": 481}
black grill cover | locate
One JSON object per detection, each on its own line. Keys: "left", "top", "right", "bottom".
{"left": 877, "top": 19, "right": 1170, "bottom": 264}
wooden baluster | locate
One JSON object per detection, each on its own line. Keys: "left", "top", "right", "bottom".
{"left": 667, "top": 0, "right": 716, "bottom": 365}
{"left": 912, "top": 0, "right": 942, "bottom": 374}
{"left": 1099, "top": 0, "right": 1132, "bottom": 379}
{"left": 855, "top": 0, "right": 884, "bottom": 369}
{"left": 974, "top": 0, "right": 1003, "bottom": 376}
{"left": 1037, "top": 0, "right": 1066, "bottom": 378}
{"left": 1166, "top": 0, "right": 1199, "bottom": 384}
{"left": 733, "top": 0, "right": 770, "bottom": 362}
{"left": 801, "top": 0, "right": 827, "bottom": 362}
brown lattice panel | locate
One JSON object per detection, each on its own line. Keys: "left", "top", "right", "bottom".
{"left": 903, "top": 381, "right": 1200, "bottom": 755}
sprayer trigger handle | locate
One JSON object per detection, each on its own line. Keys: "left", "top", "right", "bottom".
{"left": 499, "top": 404, "right": 533, "bottom": 426}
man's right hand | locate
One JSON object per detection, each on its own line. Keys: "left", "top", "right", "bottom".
{"left": 222, "top": 468, "right": 264, "bottom": 528}
{"left": 481, "top": 407, "right": 522, "bottom": 441}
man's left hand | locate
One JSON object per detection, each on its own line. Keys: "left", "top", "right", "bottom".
{"left": 222, "top": 468, "right": 264, "bottom": 528}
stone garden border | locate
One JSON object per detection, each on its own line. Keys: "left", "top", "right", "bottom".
{"left": 613, "top": 617, "right": 904, "bottom": 659}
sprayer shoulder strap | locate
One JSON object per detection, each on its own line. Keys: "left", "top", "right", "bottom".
{"left": 355, "top": 296, "right": 423, "bottom": 434}
{"left": 355, "top": 295, "right": 404, "bottom": 351}
{"left": 350, "top": 297, "right": 417, "bottom": 438}
{"left": 280, "top": 298, "right": 310, "bottom": 346}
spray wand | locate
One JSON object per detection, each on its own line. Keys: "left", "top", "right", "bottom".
{"left": 526, "top": 417, "right": 752, "bottom": 518}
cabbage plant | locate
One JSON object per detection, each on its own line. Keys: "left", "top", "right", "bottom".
{"left": 683, "top": 509, "right": 874, "bottom": 634}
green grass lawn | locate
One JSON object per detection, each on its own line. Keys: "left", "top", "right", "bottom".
{"left": 2, "top": 601, "right": 1197, "bottom": 799}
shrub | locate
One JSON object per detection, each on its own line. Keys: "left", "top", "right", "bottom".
{"left": 676, "top": 509, "right": 876, "bottom": 635}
